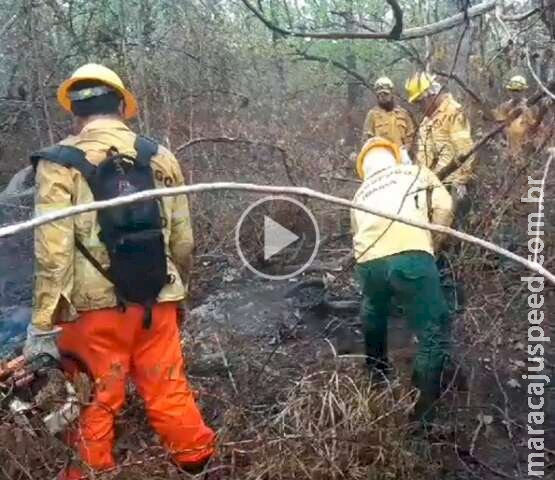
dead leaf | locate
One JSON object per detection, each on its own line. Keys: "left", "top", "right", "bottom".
{"left": 476, "top": 412, "right": 494, "bottom": 425}
{"left": 507, "top": 378, "right": 522, "bottom": 389}
{"left": 510, "top": 359, "right": 526, "bottom": 368}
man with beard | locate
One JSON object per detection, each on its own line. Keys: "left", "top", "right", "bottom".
{"left": 362, "top": 77, "right": 416, "bottom": 153}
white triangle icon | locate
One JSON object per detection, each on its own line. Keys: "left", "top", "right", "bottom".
{"left": 264, "top": 216, "right": 300, "bottom": 261}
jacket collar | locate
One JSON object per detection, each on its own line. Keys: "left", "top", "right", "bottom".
{"left": 437, "top": 93, "right": 454, "bottom": 112}
{"left": 80, "top": 117, "right": 130, "bottom": 134}
{"left": 376, "top": 105, "right": 399, "bottom": 114}
{"left": 426, "top": 93, "right": 454, "bottom": 119}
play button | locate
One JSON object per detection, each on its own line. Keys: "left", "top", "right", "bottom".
{"left": 236, "top": 196, "right": 320, "bottom": 280}
{"left": 264, "top": 216, "right": 299, "bottom": 261}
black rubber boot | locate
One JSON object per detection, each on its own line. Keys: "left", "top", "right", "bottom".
{"left": 366, "top": 356, "right": 394, "bottom": 385}
{"left": 409, "top": 391, "right": 438, "bottom": 425}
{"left": 410, "top": 368, "right": 443, "bottom": 427}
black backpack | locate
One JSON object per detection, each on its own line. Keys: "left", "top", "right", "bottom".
{"left": 31, "top": 136, "right": 168, "bottom": 327}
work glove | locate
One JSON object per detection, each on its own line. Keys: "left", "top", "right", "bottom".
{"left": 23, "top": 324, "right": 62, "bottom": 361}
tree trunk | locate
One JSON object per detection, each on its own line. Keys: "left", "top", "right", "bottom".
{"left": 271, "top": 0, "right": 287, "bottom": 115}
{"left": 454, "top": 22, "right": 475, "bottom": 83}
{"left": 344, "top": 0, "right": 359, "bottom": 149}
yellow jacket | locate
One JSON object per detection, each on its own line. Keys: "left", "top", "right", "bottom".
{"left": 32, "top": 118, "right": 193, "bottom": 330}
{"left": 415, "top": 94, "right": 475, "bottom": 185}
{"left": 351, "top": 164, "right": 453, "bottom": 263}
{"left": 492, "top": 100, "right": 540, "bottom": 156}
{"left": 362, "top": 105, "right": 416, "bottom": 149}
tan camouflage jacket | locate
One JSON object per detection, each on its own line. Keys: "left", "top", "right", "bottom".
{"left": 492, "top": 99, "right": 540, "bottom": 157}
{"left": 32, "top": 118, "right": 193, "bottom": 330}
{"left": 362, "top": 105, "right": 416, "bottom": 149}
{"left": 415, "top": 94, "right": 475, "bottom": 186}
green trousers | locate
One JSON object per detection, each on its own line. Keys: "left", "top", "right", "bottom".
{"left": 356, "top": 251, "right": 451, "bottom": 421}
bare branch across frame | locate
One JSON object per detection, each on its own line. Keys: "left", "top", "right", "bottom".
{"left": 239, "top": 0, "right": 500, "bottom": 41}
{"left": 0, "top": 182, "right": 552, "bottom": 284}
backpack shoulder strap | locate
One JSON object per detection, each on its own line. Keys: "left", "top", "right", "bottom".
{"left": 30, "top": 145, "right": 116, "bottom": 292}
{"left": 30, "top": 145, "right": 96, "bottom": 181}
{"left": 134, "top": 135, "right": 159, "bottom": 168}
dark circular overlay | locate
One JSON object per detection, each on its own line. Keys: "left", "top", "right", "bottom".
{"left": 235, "top": 196, "right": 320, "bottom": 280}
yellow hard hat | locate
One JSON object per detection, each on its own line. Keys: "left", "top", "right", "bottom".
{"left": 405, "top": 72, "right": 435, "bottom": 103}
{"left": 505, "top": 75, "right": 528, "bottom": 91}
{"left": 356, "top": 137, "right": 402, "bottom": 179}
{"left": 57, "top": 64, "right": 138, "bottom": 119}
{"left": 374, "top": 76, "right": 394, "bottom": 93}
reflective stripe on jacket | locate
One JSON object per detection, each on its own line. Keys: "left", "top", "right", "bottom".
{"left": 415, "top": 94, "right": 475, "bottom": 185}
{"left": 362, "top": 106, "right": 416, "bottom": 149}
{"left": 351, "top": 164, "right": 453, "bottom": 263}
{"left": 32, "top": 118, "right": 193, "bottom": 329}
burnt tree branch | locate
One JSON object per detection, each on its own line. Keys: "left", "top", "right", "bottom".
{"left": 239, "top": 0, "right": 404, "bottom": 40}
{"left": 175, "top": 136, "right": 296, "bottom": 186}
{"left": 293, "top": 51, "right": 370, "bottom": 88}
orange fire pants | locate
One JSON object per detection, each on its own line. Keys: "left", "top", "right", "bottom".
{"left": 57, "top": 302, "right": 215, "bottom": 471}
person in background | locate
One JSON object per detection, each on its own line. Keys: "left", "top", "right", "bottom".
{"left": 492, "top": 75, "right": 550, "bottom": 163}
{"left": 351, "top": 136, "right": 454, "bottom": 424}
{"left": 405, "top": 72, "right": 475, "bottom": 224}
{"left": 23, "top": 64, "right": 215, "bottom": 479}
{"left": 362, "top": 76, "right": 416, "bottom": 157}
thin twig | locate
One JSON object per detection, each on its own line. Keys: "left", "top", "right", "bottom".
{"left": 469, "top": 414, "right": 484, "bottom": 456}
{"left": 501, "top": 7, "right": 540, "bottom": 22}
{"left": 214, "top": 334, "right": 238, "bottom": 395}
{"left": 433, "top": 70, "right": 485, "bottom": 106}
{"left": 175, "top": 136, "right": 296, "bottom": 185}
{"left": 525, "top": 49, "right": 555, "bottom": 100}
{"left": 0, "top": 14, "right": 18, "bottom": 39}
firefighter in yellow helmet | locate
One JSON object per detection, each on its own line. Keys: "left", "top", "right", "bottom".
{"left": 505, "top": 75, "right": 528, "bottom": 95}
{"left": 405, "top": 72, "right": 475, "bottom": 222}
{"left": 24, "top": 64, "right": 215, "bottom": 479}
{"left": 492, "top": 75, "right": 549, "bottom": 160}
{"left": 352, "top": 137, "right": 454, "bottom": 423}
{"left": 362, "top": 77, "right": 416, "bottom": 151}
